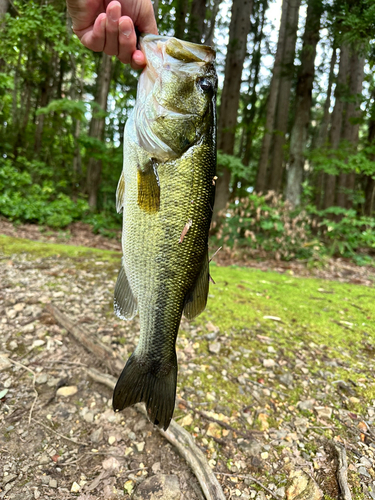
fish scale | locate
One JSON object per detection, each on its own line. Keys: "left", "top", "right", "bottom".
{"left": 112, "top": 35, "right": 217, "bottom": 430}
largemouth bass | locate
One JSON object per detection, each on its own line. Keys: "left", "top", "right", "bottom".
{"left": 112, "top": 34, "right": 217, "bottom": 430}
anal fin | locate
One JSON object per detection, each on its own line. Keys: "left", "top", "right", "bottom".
{"left": 114, "top": 264, "right": 137, "bottom": 320}
{"left": 183, "top": 249, "right": 209, "bottom": 320}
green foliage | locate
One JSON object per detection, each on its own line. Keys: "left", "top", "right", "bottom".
{"left": 215, "top": 193, "right": 375, "bottom": 262}
{"left": 0, "top": 159, "right": 89, "bottom": 227}
{"left": 214, "top": 192, "right": 320, "bottom": 261}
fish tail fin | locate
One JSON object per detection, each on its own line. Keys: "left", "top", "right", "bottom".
{"left": 112, "top": 352, "right": 177, "bottom": 430}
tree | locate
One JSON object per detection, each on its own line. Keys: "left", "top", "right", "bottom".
{"left": 256, "top": 0, "right": 289, "bottom": 192}
{"left": 214, "top": 0, "right": 253, "bottom": 218}
{"left": 286, "top": 0, "right": 323, "bottom": 206}
{"left": 188, "top": 0, "right": 207, "bottom": 43}
{"left": 268, "top": 0, "right": 302, "bottom": 192}
{"left": 86, "top": 53, "right": 113, "bottom": 210}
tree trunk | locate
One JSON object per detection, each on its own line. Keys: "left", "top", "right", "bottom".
{"left": 336, "top": 48, "right": 365, "bottom": 208}
{"left": 174, "top": 0, "right": 189, "bottom": 39}
{"left": 204, "top": 0, "right": 222, "bottom": 45}
{"left": 153, "top": 0, "right": 159, "bottom": 17}
{"left": 322, "top": 43, "right": 350, "bottom": 209}
{"left": 188, "top": 0, "right": 207, "bottom": 43}
{"left": 364, "top": 96, "right": 375, "bottom": 216}
{"left": 256, "top": 0, "right": 289, "bottom": 192}
{"left": 268, "top": 0, "right": 302, "bottom": 192}
{"left": 315, "top": 48, "right": 336, "bottom": 149}
{"left": 214, "top": 0, "right": 253, "bottom": 219}
{"left": 286, "top": 0, "right": 322, "bottom": 206}
{"left": 86, "top": 53, "right": 112, "bottom": 210}
{"left": 242, "top": 0, "right": 267, "bottom": 167}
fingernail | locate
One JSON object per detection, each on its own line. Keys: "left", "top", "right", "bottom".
{"left": 120, "top": 23, "right": 132, "bottom": 37}
{"left": 109, "top": 9, "right": 119, "bottom": 22}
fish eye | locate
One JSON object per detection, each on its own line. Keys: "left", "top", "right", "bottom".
{"left": 197, "top": 77, "right": 212, "bottom": 92}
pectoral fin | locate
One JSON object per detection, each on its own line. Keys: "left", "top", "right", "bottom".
{"left": 137, "top": 161, "right": 160, "bottom": 213}
{"left": 116, "top": 171, "right": 125, "bottom": 214}
{"left": 114, "top": 264, "right": 138, "bottom": 320}
{"left": 183, "top": 250, "right": 209, "bottom": 320}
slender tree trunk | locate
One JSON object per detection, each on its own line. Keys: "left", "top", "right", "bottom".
{"left": 364, "top": 95, "right": 375, "bottom": 216}
{"left": 214, "top": 0, "right": 253, "bottom": 219}
{"left": 188, "top": 0, "right": 207, "bottom": 43}
{"left": 86, "top": 53, "right": 112, "bottom": 210}
{"left": 322, "top": 43, "right": 350, "bottom": 209}
{"left": 268, "top": 0, "right": 302, "bottom": 192}
{"left": 34, "top": 72, "right": 51, "bottom": 155}
{"left": 286, "top": 0, "right": 322, "bottom": 206}
{"left": 242, "top": 0, "right": 267, "bottom": 167}
{"left": 174, "top": 0, "right": 189, "bottom": 39}
{"left": 153, "top": 0, "right": 159, "bottom": 17}
{"left": 0, "top": 0, "right": 9, "bottom": 71}
{"left": 256, "top": 0, "right": 289, "bottom": 192}
{"left": 336, "top": 48, "right": 365, "bottom": 208}
{"left": 204, "top": 0, "right": 222, "bottom": 45}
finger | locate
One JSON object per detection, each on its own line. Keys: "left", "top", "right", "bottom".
{"left": 79, "top": 13, "right": 106, "bottom": 52}
{"left": 104, "top": 1, "right": 121, "bottom": 56}
{"left": 135, "top": 0, "right": 158, "bottom": 36}
{"left": 131, "top": 50, "right": 147, "bottom": 71}
{"left": 118, "top": 16, "right": 137, "bottom": 65}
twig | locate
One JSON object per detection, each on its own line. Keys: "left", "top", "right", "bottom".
{"left": 332, "top": 442, "right": 352, "bottom": 500}
{"left": 31, "top": 417, "right": 87, "bottom": 447}
{"left": 45, "top": 304, "right": 123, "bottom": 376}
{"left": 86, "top": 367, "right": 226, "bottom": 500}
{"left": 215, "top": 472, "right": 280, "bottom": 499}
{"left": 3, "top": 356, "right": 38, "bottom": 424}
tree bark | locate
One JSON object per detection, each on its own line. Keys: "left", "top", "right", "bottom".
{"left": 364, "top": 96, "right": 375, "bottom": 216}
{"left": 268, "top": 0, "right": 302, "bottom": 192}
{"left": 86, "top": 53, "right": 112, "bottom": 210}
{"left": 286, "top": 0, "right": 323, "bottom": 206}
{"left": 322, "top": 43, "right": 350, "bottom": 209}
{"left": 188, "top": 0, "right": 207, "bottom": 43}
{"left": 242, "top": 0, "right": 267, "bottom": 167}
{"left": 174, "top": 0, "right": 189, "bottom": 39}
{"left": 336, "top": 48, "right": 365, "bottom": 208}
{"left": 214, "top": 0, "right": 253, "bottom": 219}
{"left": 256, "top": 0, "right": 289, "bottom": 192}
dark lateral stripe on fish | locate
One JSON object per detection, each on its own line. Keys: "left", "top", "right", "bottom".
{"left": 112, "top": 352, "right": 177, "bottom": 430}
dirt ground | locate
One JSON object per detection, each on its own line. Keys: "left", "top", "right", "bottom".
{"left": 1, "top": 220, "right": 375, "bottom": 499}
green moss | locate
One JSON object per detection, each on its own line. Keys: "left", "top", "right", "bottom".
{"left": 0, "top": 235, "right": 120, "bottom": 263}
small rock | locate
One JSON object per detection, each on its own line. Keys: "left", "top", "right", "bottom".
{"left": 360, "top": 456, "right": 372, "bottom": 469}
{"left": 83, "top": 411, "right": 94, "bottom": 423}
{"left": 298, "top": 399, "right": 315, "bottom": 411}
{"left": 239, "top": 440, "right": 262, "bottom": 457}
{"left": 102, "top": 456, "right": 120, "bottom": 471}
{"left": 41, "top": 475, "right": 50, "bottom": 484}
{"left": 0, "top": 354, "right": 11, "bottom": 371}
{"left": 90, "top": 427, "right": 104, "bottom": 443}
{"left": 39, "top": 454, "right": 50, "bottom": 465}
{"left": 56, "top": 386, "right": 78, "bottom": 397}
{"left": 136, "top": 441, "right": 145, "bottom": 452}
{"left": 315, "top": 406, "right": 332, "bottom": 419}
{"left": 71, "top": 482, "right": 81, "bottom": 492}
{"left": 275, "top": 486, "right": 286, "bottom": 498}
{"left": 108, "top": 435, "right": 116, "bottom": 445}
{"left": 9, "top": 340, "right": 18, "bottom": 350}
{"left": 6, "top": 309, "right": 17, "bottom": 319}
{"left": 36, "top": 373, "right": 48, "bottom": 385}
{"left": 14, "top": 303, "right": 25, "bottom": 312}
{"left": 128, "top": 431, "right": 137, "bottom": 441}
{"left": 256, "top": 492, "right": 266, "bottom": 500}
{"left": 31, "top": 339, "right": 45, "bottom": 348}
{"left": 34, "top": 489, "right": 41, "bottom": 499}
{"left": 263, "top": 358, "right": 276, "bottom": 368}
{"left": 279, "top": 373, "right": 293, "bottom": 387}
{"left": 133, "top": 474, "right": 181, "bottom": 500}
{"left": 134, "top": 419, "right": 147, "bottom": 432}
{"left": 23, "top": 323, "right": 35, "bottom": 333}
{"left": 151, "top": 462, "right": 161, "bottom": 473}
{"left": 358, "top": 466, "right": 371, "bottom": 478}
{"left": 208, "top": 342, "right": 221, "bottom": 355}
{"left": 286, "top": 470, "right": 323, "bottom": 500}
{"left": 349, "top": 396, "right": 360, "bottom": 405}
{"left": 49, "top": 479, "right": 57, "bottom": 488}
{"left": 179, "top": 414, "right": 193, "bottom": 427}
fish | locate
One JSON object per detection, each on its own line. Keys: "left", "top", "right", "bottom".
{"left": 112, "top": 34, "right": 217, "bottom": 430}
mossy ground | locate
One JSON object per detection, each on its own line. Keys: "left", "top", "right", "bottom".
{"left": 1, "top": 234, "right": 374, "bottom": 498}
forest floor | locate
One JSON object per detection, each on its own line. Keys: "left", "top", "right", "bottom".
{"left": 0, "top": 223, "right": 375, "bottom": 500}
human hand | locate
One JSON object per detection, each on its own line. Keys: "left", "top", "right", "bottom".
{"left": 66, "top": 0, "right": 158, "bottom": 70}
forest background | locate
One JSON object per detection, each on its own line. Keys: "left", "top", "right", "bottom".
{"left": 1, "top": 0, "right": 375, "bottom": 265}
